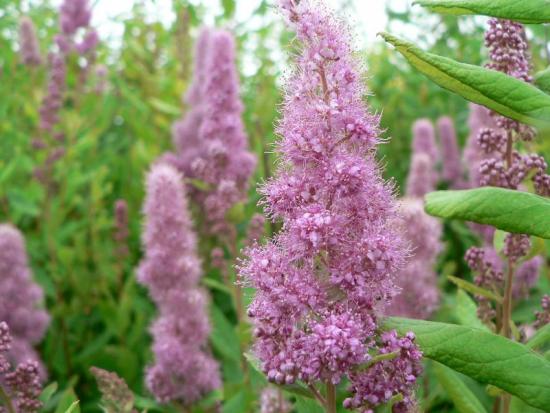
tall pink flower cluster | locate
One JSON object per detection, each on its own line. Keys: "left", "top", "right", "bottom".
{"left": 168, "top": 28, "right": 256, "bottom": 237}
{"left": 406, "top": 119, "right": 438, "bottom": 198}
{"left": 137, "top": 164, "right": 220, "bottom": 404}
{"left": 56, "top": 0, "right": 98, "bottom": 56}
{"left": 0, "top": 322, "right": 43, "bottom": 413}
{"left": 462, "top": 20, "right": 546, "bottom": 315}
{"left": 18, "top": 17, "right": 42, "bottom": 67}
{"left": 0, "top": 225, "right": 49, "bottom": 374}
{"left": 260, "top": 387, "right": 291, "bottom": 413}
{"left": 388, "top": 198, "right": 441, "bottom": 319}
{"left": 412, "top": 119, "right": 438, "bottom": 163}
{"left": 34, "top": 0, "right": 99, "bottom": 186}
{"left": 476, "top": 19, "right": 549, "bottom": 193}
{"left": 239, "top": 1, "right": 421, "bottom": 411}
{"left": 437, "top": 116, "right": 464, "bottom": 188}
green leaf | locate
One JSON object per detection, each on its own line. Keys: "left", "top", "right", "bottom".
{"left": 133, "top": 396, "right": 162, "bottom": 411}
{"left": 222, "top": 0, "right": 236, "bottom": 17}
{"left": 449, "top": 276, "right": 503, "bottom": 303}
{"left": 535, "top": 68, "right": 550, "bottom": 95}
{"left": 148, "top": 98, "right": 181, "bottom": 116}
{"left": 54, "top": 388, "right": 80, "bottom": 413}
{"left": 455, "top": 289, "right": 490, "bottom": 331}
{"left": 379, "top": 32, "right": 550, "bottom": 128}
{"left": 294, "top": 396, "right": 323, "bottom": 413}
{"left": 7, "top": 188, "right": 40, "bottom": 217}
{"left": 383, "top": 317, "right": 550, "bottom": 411}
{"left": 526, "top": 323, "right": 550, "bottom": 350}
{"left": 210, "top": 305, "right": 241, "bottom": 362}
{"left": 202, "top": 277, "right": 233, "bottom": 294}
{"left": 511, "top": 396, "right": 546, "bottom": 413}
{"left": 39, "top": 382, "right": 58, "bottom": 404}
{"left": 413, "top": 0, "right": 550, "bottom": 23}
{"left": 64, "top": 401, "right": 80, "bottom": 413}
{"left": 222, "top": 391, "right": 246, "bottom": 413}
{"left": 433, "top": 362, "right": 487, "bottom": 413}
{"left": 425, "top": 188, "right": 550, "bottom": 239}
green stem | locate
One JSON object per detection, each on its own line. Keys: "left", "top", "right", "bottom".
{"left": 308, "top": 384, "right": 327, "bottom": 407}
{"left": 326, "top": 382, "right": 336, "bottom": 413}
{"left": 501, "top": 260, "right": 515, "bottom": 339}
{"left": 0, "top": 385, "right": 16, "bottom": 413}
{"left": 355, "top": 351, "right": 400, "bottom": 371}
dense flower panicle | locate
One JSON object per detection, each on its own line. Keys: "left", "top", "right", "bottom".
{"left": 0, "top": 322, "right": 43, "bottom": 413}
{"left": 465, "top": 247, "right": 503, "bottom": 324}
{"left": 19, "top": 17, "right": 42, "bottom": 66}
{"left": 513, "top": 256, "right": 543, "bottom": 299}
{"left": 485, "top": 19, "right": 531, "bottom": 83}
{"left": 412, "top": 119, "right": 438, "bottom": 163}
{"left": 59, "top": 0, "right": 91, "bottom": 35}
{"left": 240, "top": 1, "right": 416, "bottom": 409}
{"left": 245, "top": 213, "right": 266, "bottom": 246}
{"left": 502, "top": 233, "right": 530, "bottom": 263}
{"left": 534, "top": 295, "right": 550, "bottom": 329}
{"left": 344, "top": 331, "right": 423, "bottom": 412}
{"left": 437, "top": 116, "right": 464, "bottom": 188}
{"left": 0, "top": 322, "right": 10, "bottom": 374}
{"left": 137, "top": 164, "right": 220, "bottom": 404}
{"left": 388, "top": 198, "right": 441, "bottom": 319}
{"left": 405, "top": 153, "right": 436, "bottom": 198}
{"left": 475, "top": 19, "right": 546, "bottom": 193}
{"left": 90, "top": 367, "right": 135, "bottom": 413}
{"left": 0, "top": 225, "right": 49, "bottom": 370}
{"left": 169, "top": 29, "right": 256, "bottom": 236}
{"left": 169, "top": 29, "right": 211, "bottom": 171}
{"left": 464, "top": 104, "right": 497, "bottom": 188}
{"left": 260, "top": 387, "right": 291, "bottom": 413}
{"left": 38, "top": 53, "right": 66, "bottom": 133}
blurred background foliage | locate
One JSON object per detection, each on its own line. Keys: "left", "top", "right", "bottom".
{"left": 0, "top": 0, "right": 549, "bottom": 412}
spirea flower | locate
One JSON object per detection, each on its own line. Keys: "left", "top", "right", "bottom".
{"left": 0, "top": 225, "right": 49, "bottom": 372}
{"left": 513, "top": 256, "right": 543, "bottom": 299}
{"left": 412, "top": 119, "right": 438, "bottom": 163}
{"left": 477, "top": 19, "right": 547, "bottom": 193}
{"left": 465, "top": 246, "right": 503, "bottom": 324}
{"left": 344, "top": 331, "right": 423, "bottom": 412}
{"left": 239, "top": 1, "right": 418, "bottom": 410}
{"left": 137, "top": 164, "right": 220, "bottom": 404}
{"left": 0, "top": 322, "right": 43, "bottom": 413}
{"left": 59, "top": 0, "right": 91, "bottom": 36}
{"left": 19, "top": 17, "right": 42, "bottom": 66}
{"left": 260, "top": 387, "right": 291, "bottom": 413}
{"left": 38, "top": 53, "right": 66, "bottom": 133}
{"left": 388, "top": 198, "right": 441, "bottom": 319}
{"left": 486, "top": 19, "right": 531, "bottom": 83}
{"left": 405, "top": 153, "right": 436, "bottom": 198}
{"left": 90, "top": 367, "right": 135, "bottom": 413}
{"left": 245, "top": 213, "right": 266, "bottom": 247}
{"left": 464, "top": 104, "right": 497, "bottom": 188}
{"left": 437, "top": 116, "right": 464, "bottom": 188}
{"left": 169, "top": 28, "right": 256, "bottom": 237}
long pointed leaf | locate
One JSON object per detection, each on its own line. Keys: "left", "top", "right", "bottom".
{"left": 383, "top": 317, "right": 550, "bottom": 411}
{"left": 413, "top": 0, "right": 550, "bottom": 23}
{"left": 379, "top": 32, "right": 550, "bottom": 128}
{"left": 433, "top": 362, "right": 487, "bottom": 413}
{"left": 424, "top": 188, "right": 550, "bottom": 239}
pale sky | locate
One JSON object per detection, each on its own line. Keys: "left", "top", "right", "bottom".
{"left": 81, "top": 0, "right": 411, "bottom": 48}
